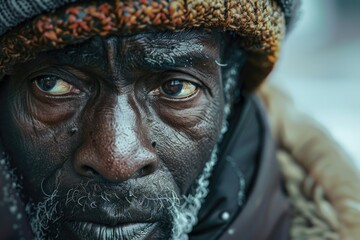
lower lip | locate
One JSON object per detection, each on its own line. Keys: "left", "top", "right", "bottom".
{"left": 65, "top": 221, "right": 158, "bottom": 240}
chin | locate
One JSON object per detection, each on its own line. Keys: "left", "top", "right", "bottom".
{"left": 60, "top": 221, "right": 171, "bottom": 240}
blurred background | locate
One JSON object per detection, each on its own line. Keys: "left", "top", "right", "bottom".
{"left": 270, "top": 0, "right": 360, "bottom": 169}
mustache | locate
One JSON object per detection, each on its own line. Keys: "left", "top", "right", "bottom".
{"left": 26, "top": 178, "right": 181, "bottom": 239}
{"left": 63, "top": 181, "right": 180, "bottom": 214}
{"left": 31, "top": 176, "right": 181, "bottom": 221}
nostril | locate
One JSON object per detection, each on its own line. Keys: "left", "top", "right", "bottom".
{"left": 81, "top": 165, "right": 98, "bottom": 178}
{"left": 139, "top": 164, "right": 156, "bottom": 177}
{"left": 151, "top": 141, "right": 156, "bottom": 148}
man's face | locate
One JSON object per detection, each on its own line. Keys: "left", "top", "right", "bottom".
{"left": 0, "top": 30, "right": 225, "bottom": 239}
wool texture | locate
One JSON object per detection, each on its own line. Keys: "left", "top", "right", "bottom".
{"left": 0, "top": 0, "right": 81, "bottom": 36}
{"left": 0, "top": 0, "right": 286, "bottom": 91}
{"left": 0, "top": 0, "right": 297, "bottom": 36}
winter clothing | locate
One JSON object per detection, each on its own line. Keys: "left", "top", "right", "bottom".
{"left": 259, "top": 84, "right": 360, "bottom": 240}
{"left": 190, "top": 83, "right": 360, "bottom": 240}
{"left": 191, "top": 92, "right": 291, "bottom": 240}
{"left": 1, "top": 1, "right": 360, "bottom": 240}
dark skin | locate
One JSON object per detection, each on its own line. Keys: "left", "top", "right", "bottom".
{"left": 0, "top": 30, "right": 227, "bottom": 239}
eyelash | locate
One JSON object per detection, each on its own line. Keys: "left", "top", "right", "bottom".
{"left": 28, "top": 70, "right": 205, "bottom": 103}
{"left": 146, "top": 72, "right": 204, "bottom": 98}
{"left": 29, "top": 73, "right": 83, "bottom": 99}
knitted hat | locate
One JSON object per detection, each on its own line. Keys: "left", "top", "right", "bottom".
{"left": 0, "top": 0, "right": 299, "bottom": 91}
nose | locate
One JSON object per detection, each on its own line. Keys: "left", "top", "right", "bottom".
{"left": 73, "top": 96, "right": 158, "bottom": 182}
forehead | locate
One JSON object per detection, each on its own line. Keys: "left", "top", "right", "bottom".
{"left": 30, "top": 30, "right": 222, "bottom": 70}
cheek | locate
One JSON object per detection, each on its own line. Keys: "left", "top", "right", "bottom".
{"left": 1, "top": 123, "right": 78, "bottom": 199}
{"left": 150, "top": 95, "right": 224, "bottom": 194}
{"left": 29, "top": 100, "right": 81, "bottom": 125}
{"left": 0, "top": 92, "right": 82, "bottom": 199}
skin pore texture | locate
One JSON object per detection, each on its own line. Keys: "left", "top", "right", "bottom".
{"left": 0, "top": 30, "right": 243, "bottom": 240}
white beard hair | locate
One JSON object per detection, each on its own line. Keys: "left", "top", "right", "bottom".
{"left": 168, "top": 62, "right": 237, "bottom": 239}
{"left": 25, "top": 185, "right": 61, "bottom": 239}
{"left": 1, "top": 119, "right": 230, "bottom": 240}
{"left": 169, "top": 145, "right": 219, "bottom": 240}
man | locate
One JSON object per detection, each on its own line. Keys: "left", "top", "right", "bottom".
{"left": 0, "top": 0, "right": 359, "bottom": 239}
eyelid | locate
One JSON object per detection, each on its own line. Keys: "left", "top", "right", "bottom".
{"left": 143, "top": 70, "right": 207, "bottom": 99}
{"left": 160, "top": 80, "right": 199, "bottom": 99}
{"left": 148, "top": 80, "right": 201, "bottom": 103}
{"left": 34, "top": 77, "right": 81, "bottom": 95}
{"left": 26, "top": 68, "right": 91, "bottom": 94}
{"left": 29, "top": 72, "right": 75, "bottom": 87}
{"left": 29, "top": 74, "right": 88, "bottom": 101}
{"left": 157, "top": 70, "right": 205, "bottom": 86}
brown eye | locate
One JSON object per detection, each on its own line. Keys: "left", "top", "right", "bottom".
{"left": 33, "top": 75, "right": 80, "bottom": 96}
{"left": 159, "top": 80, "right": 198, "bottom": 99}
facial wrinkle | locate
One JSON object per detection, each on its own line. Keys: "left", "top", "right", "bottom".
{"left": 168, "top": 54, "right": 241, "bottom": 239}
{"left": 0, "top": 30, "right": 231, "bottom": 240}
{"left": 169, "top": 81, "right": 234, "bottom": 240}
{"left": 119, "top": 33, "right": 208, "bottom": 72}
{"left": 169, "top": 98, "right": 231, "bottom": 240}
{"left": 104, "top": 36, "right": 124, "bottom": 90}
{"left": 142, "top": 38, "right": 205, "bottom": 67}
{"left": 13, "top": 86, "right": 222, "bottom": 237}
{"left": 0, "top": 63, "right": 232, "bottom": 240}
{"left": 49, "top": 37, "right": 105, "bottom": 69}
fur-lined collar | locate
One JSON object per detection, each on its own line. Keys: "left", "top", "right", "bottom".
{"left": 259, "top": 83, "right": 360, "bottom": 240}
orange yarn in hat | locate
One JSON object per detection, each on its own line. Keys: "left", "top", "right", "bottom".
{"left": 0, "top": 0, "right": 285, "bottom": 90}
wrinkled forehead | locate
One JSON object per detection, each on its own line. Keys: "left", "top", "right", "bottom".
{"left": 17, "top": 30, "right": 222, "bottom": 74}
{"left": 54, "top": 30, "right": 216, "bottom": 60}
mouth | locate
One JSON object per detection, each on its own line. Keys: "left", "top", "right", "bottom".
{"left": 61, "top": 203, "right": 166, "bottom": 240}
{"left": 65, "top": 221, "right": 159, "bottom": 240}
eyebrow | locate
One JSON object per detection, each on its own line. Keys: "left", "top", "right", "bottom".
{"left": 121, "top": 36, "right": 213, "bottom": 71}
{"left": 40, "top": 30, "right": 217, "bottom": 73}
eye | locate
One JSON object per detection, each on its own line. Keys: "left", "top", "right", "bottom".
{"left": 33, "top": 75, "right": 80, "bottom": 96}
{"left": 159, "top": 80, "right": 198, "bottom": 99}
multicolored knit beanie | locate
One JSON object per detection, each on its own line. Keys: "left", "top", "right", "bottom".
{"left": 0, "top": 0, "right": 299, "bottom": 90}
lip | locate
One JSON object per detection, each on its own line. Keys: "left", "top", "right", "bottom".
{"left": 65, "top": 221, "right": 158, "bottom": 240}
{"left": 62, "top": 203, "right": 163, "bottom": 239}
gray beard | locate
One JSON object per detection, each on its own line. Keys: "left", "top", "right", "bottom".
{"left": 169, "top": 145, "right": 219, "bottom": 240}
{"left": 0, "top": 91, "right": 233, "bottom": 240}
{"left": 170, "top": 58, "right": 239, "bottom": 239}
{"left": 0, "top": 145, "right": 219, "bottom": 240}
{"left": 1, "top": 105, "right": 231, "bottom": 240}
{"left": 1, "top": 113, "right": 233, "bottom": 239}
